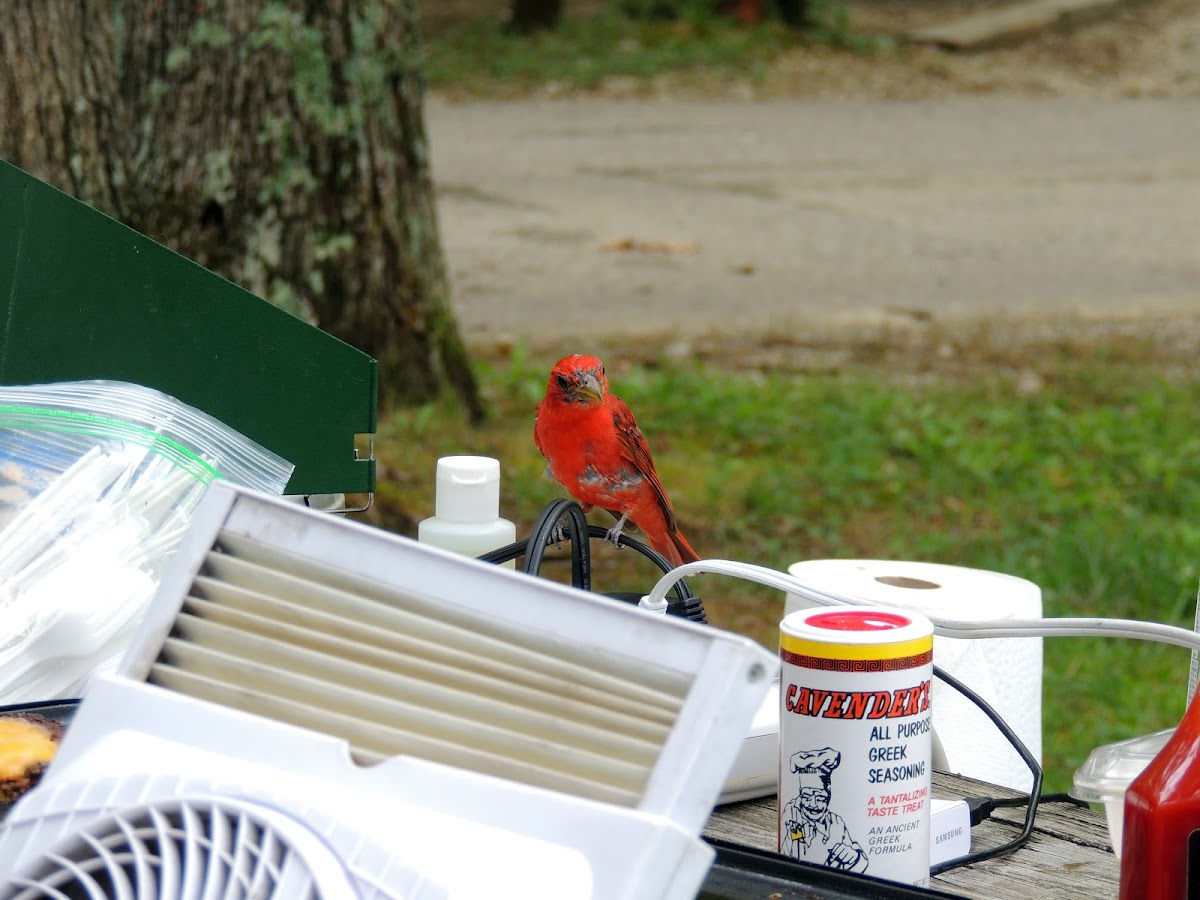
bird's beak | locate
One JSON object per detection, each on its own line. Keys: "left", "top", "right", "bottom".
{"left": 572, "top": 372, "right": 604, "bottom": 404}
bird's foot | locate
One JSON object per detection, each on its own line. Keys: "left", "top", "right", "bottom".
{"left": 546, "top": 520, "right": 569, "bottom": 548}
{"left": 605, "top": 512, "right": 631, "bottom": 550}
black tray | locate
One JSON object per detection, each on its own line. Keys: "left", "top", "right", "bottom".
{"left": 701, "top": 837, "right": 966, "bottom": 900}
{"left": 0, "top": 698, "right": 80, "bottom": 728}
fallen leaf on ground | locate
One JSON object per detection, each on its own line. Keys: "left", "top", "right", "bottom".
{"left": 601, "top": 237, "right": 699, "bottom": 255}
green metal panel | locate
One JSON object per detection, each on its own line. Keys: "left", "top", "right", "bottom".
{"left": 0, "top": 160, "right": 376, "bottom": 496}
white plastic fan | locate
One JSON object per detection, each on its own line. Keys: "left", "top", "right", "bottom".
{"left": 0, "top": 482, "right": 777, "bottom": 900}
{"left": 2, "top": 795, "right": 354, "bottom": 900}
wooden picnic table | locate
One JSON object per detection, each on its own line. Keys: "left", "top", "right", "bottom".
{"left": 704, "top": 770, "right": 1119, "bottom": 899}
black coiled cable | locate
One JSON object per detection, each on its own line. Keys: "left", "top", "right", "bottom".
{"left": 476, "top": 499, "right": 707, "bottom": 623}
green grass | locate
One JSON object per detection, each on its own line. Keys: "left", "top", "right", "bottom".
{"left": 421, "top": 9, "right": 865, "bottom": 94}
{"left": 364, "top": 341, "right": 1200, "bottom": 792}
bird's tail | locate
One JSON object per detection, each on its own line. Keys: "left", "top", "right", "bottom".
{"left": 649, "top": 528, "right": 701, "bottom": 569}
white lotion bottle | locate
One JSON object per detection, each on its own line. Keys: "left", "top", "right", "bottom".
{"left": 418, "top": 456, "right": 517, "bottom": 568}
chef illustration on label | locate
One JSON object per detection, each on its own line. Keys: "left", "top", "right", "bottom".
{"left": 781, "top": 747, "right": 868, "bottom": 873}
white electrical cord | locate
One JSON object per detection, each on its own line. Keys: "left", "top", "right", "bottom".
{"left": 641, "top": 559, "right": 1200, "bottom": 656}
{"left": 1189, "top": 582, "right": 1200, "bottom": 704}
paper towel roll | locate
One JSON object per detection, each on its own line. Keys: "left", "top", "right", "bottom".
{"left": 786, "top": 559, "right": 1042, "bottom": 792}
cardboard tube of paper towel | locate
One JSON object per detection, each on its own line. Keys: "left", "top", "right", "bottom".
{"left": 786, "top": 559, "right": 1042, "bottom": 792}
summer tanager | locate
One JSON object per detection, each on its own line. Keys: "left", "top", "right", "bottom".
{"left": 534, "top": 354, "right": 700, "bottom": 568}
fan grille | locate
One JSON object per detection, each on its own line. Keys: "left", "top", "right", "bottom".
{"left": 1, "top": 797, "right": 347, "bottom": 900}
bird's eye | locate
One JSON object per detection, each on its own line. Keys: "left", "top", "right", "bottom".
{"left": 555, "top": 374, "right": 570, "bottom": 390}
{"left": 600, "top": 365, "right": 605, "bottom": 376}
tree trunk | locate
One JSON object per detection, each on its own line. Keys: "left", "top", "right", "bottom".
{"left": 508, "top": 0, "right": 565, "bottom": 32}
{"left": 0, "top": 0, "right": 484, "bottom": 420}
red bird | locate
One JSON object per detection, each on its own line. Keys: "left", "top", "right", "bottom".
{"left": 534, "top": 354, "right": 700, "bottom": 568}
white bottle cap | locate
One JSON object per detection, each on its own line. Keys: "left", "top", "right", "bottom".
{"left": 435, "top": 455, "right": 502, "bottom": 523}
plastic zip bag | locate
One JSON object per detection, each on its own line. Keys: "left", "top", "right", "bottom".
{"left": 0, "top": 381, "right": 293, "bottom": 704}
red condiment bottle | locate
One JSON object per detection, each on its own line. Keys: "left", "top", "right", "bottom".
{"left": 1121, "top": 691, "right": 1200, "bottom": 898}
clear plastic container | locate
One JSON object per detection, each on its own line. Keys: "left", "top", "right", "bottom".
{"left": 1071, "top": 727, "right": 1174, "bottom": 860}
